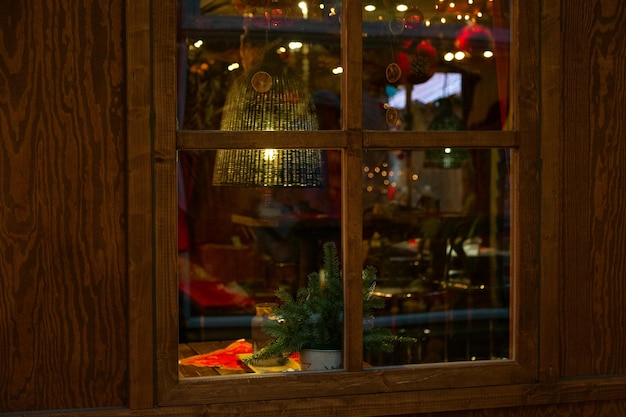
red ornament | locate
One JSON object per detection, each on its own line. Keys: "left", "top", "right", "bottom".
{"left": 403, "top": 8, "right": 424, "bottom": 30}
{"left": 455, "top": 24, "right": 494, "bottom": 57}
{"left": 394, "top": 39, "right": 438, "bottom": 84}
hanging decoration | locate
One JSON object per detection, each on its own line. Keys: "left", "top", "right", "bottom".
{"left": 396, "top": 39, "right": 439, "bottom": 85}
{"left": 454, "top": 23, "right": 495, "bottom": 61}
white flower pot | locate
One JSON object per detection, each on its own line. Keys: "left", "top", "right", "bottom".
{"left": 299, "top": 349, "right": 342, "bottom": 371}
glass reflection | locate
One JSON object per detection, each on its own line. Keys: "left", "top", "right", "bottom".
{"left": 181, "top": 0, "right": 342, "bottom": 130}
{"left": 362, "top": 0, "right": 511, "bottom": 131}
{"left": 362, "top": 148, "right": 510, "bottom": 365}
{"left": 178, "top": 149, "right": 342, "bottom": 377}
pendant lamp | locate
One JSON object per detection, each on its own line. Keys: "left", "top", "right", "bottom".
{"left": 213, "top": 58, "right": 325, "bottom": 188}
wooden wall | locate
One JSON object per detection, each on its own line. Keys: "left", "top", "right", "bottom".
{"left": 0, "top": 1, "right": 127, "bottom": 412}
{"left": 0, "top": 0, "right": 625, "bottom": 415}
{"left": 559, "top": 0, "right": 626, "bottom": 378}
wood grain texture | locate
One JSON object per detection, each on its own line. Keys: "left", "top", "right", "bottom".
{"left": 126, "top": 0, "right": 155, "bottom": 409}
{"left": 1, "top": 0, "right": 626, "bottom": 414}
{"left": 511, "top": 0, "right": 541, "bottom": 377}
{"left": 17, "top": 387, "right": 626, "bottom": 417}
{"left": 153, "top": 0, "right": 183, "bottom": 405}
{"left": 538, "top": 0, "right": 563, "bottom": 383}
{"left": 0, "top": 0, "right": 127, "bottom": 412}
{"left": 560, "top": 0, "right": 626, "bottom": 377}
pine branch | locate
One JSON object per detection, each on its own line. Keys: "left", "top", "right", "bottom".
{"left": 243, "top": 241, "right": 416, "bottom": 365}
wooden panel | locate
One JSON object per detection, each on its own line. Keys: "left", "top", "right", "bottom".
{"left": 0, "top": 0, "right": 127, "bottom": 413}
{"left": 538, "top": 0, "right": 563, "bottom": 383}
{"left": 178, "top": 130, "right": 348, "bottom": 149}
{"left": 364, "top": 131, "right": 518, "bottom": 149}
{"left": 153, "top": 0, "right": 182, "bottom": 404}
{"left": 126, "top": 0, "right": 155, "bottom": 409}
{"left": 23, "top": 386, "right": 626, "bottom": 416}
{"left": 412, "top": 399, "right": 626, "bottom": 417}
{"left": 160, "top": 361, "right": 535, "bottom": 406}
{"left": 511, "top": 0, "right": 541, "bottom": 378}
{"left": 560, "top": 0, "right": 626, "bottom": 377}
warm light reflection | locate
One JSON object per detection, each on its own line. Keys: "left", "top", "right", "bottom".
{"left": 298, "top": 1, "right": 308, "bottom": 18}
{"left": 263, "top": 149, "right": 277, "bottom": 161}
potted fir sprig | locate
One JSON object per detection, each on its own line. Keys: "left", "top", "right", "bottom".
{"left": 244, "top": 242, "right": 416, "bottom": 370}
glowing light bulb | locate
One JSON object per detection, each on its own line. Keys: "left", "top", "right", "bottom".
{"left": 264, "top": 149, "right": 277, "bottom": 160}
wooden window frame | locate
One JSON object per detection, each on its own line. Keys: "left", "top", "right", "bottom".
{"left": 128, "top": 0, "right": 544, "bottom": 412}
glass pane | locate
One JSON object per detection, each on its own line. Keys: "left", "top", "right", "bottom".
{"left": 180, "top": 0, "right": 342, "bottom": 130}
{"left": 178, "top": 149, "right": 343, "bottom": 377}
{"left": 362, "top": 148, "right": 510, "bottom": 366}
{"left": 362, "top": 0, "right": 511, "bottom": 131}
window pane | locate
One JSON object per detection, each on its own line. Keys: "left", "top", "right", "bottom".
{"left": 180, "top": 1, "right": 342, "bottom": 130}
{"left": 362, "top": 148, "right": 510, "bottom": 366}
{"left": 362, "top": 0, "right": 511, "bottom": 131}
{"left": 178, "top": 149, "right": 343, "bottom": 377}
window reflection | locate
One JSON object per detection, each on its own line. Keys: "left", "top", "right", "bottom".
{"left": 184, "top": 2, "right": 510, "bottom": 132}
{"left": 178, "top": 149, "right": 342, "bottom": 377}
{"left": 362, "top": 0, "right": 511, "bottom": 131}
{"left": 181, "top": 0, "right": 343, "bottom": 131}
{"left": 362, "top": 148, "right": 510, "bottom": 365}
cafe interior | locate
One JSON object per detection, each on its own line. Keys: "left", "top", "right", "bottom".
{"left": 176, "top": 0, "right": 512, "bottom": 376}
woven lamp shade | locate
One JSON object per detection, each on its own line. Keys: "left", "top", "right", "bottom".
{"left": 213, "top": 61, "right": 325, "bottom": 187}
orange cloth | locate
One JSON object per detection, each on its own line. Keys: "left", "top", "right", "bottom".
{"left": 179, "top": 339, "right": 300, "bottom": 371}
{"left": 179, "top": 339, "right": 252, "bottom": 370}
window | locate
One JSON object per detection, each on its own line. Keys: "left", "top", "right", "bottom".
{"left": 154, "top": 0, "right": 539, "bottom": 408}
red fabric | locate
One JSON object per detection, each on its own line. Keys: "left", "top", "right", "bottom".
{"left": 179, "top": 339, "right": 300, "bottom": 370}
{"left": 178, "top": 207, "right": 190, "bottom": 251}
{"left": 179, "top": 280, "right": 255, "bottom": 309}
{"left": 179, "top": 339, "right": 252, "bottom": 370}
